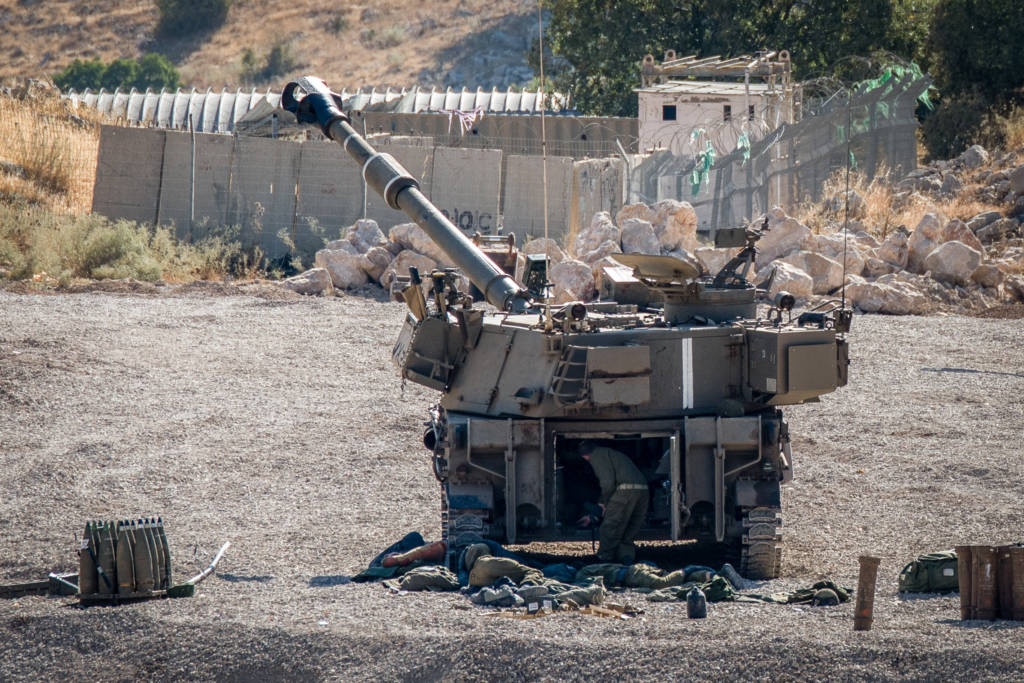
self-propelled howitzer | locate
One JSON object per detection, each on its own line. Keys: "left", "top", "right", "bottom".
{"left": 284, "top": 77, "right": 852, "bottom": 578}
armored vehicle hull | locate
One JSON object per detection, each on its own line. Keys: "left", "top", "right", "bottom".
{"left": 285, "top": 76, "right": 851, "bottom": 579}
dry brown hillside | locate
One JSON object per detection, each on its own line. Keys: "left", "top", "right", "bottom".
{"left": 0, "top": 0, "right": 538, "bottom": 91}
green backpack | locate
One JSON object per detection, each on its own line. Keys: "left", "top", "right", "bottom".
{"left": 898, "top": 550, "right": 959, "bottom": 593}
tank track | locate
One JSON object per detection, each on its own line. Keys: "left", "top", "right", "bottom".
{"left": 740, "top": 506, "right": 782, "bottom": 579}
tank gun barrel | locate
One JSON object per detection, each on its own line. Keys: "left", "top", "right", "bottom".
{"left": 282, "top": 77, "right": 530, "bottom": 313}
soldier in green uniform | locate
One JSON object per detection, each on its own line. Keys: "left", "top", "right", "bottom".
{"left": 577, "top": 441, "right": 649, "bottom": 563}
{"left": 464, "top": 543, "right": 545, "bottom": 587}
{"left": 575, "top": 562, "right": 689, "bottom": 589}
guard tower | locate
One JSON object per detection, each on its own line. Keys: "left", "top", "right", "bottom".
{"left": 636, "top": 50, "right": 799, "bottom": 155}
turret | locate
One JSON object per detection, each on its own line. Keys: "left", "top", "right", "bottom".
{"left": 282, "top": 77, "right": 531, "bottom": 313}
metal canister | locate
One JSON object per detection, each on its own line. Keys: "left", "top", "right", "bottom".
{"left": 115, "top": 521, "right": 135, "bottom": 596}
{"left": 853, "top": 555, "right": 881, "bottom": 631}
{"left": 955, "top": 545, "right": 974, "bottom": 620}
{"left": 686, "top": 586, "right": 707, "bottom": 619}
{"left": 96, "top": 521, "right": 117, "bottom": 595}
{"left": 971, "top": 545, "right": 998, "bottom": 621}
{"left": 78, "top": 521, "right": 98, "bottom": 596}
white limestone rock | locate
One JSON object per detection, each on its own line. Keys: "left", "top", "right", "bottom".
{"left": 863, "top": 257, "right": 899, "bottom": 279}
{"left": 522, "top": 238, "right": 567, "bottom": 264}
{"left": 781, "top": 251, "right": 844, "bottom": 294}
{"left": 620, "top": 218, "right": 660, "bottom": 254}
{"left": 874, "top": 231, "right": 909, "bottom": 269}
{"left": 923, "top": 241, "right": 983, "bottom": 285}
{"left": 389, "top": 223, "right": 450, "bottom": 265}
{"left": 574, "top": 211, "right": 621, "bottom": 256}
{"left": 1010, "top": 164, "right": 1024, "bottom": 195}
{"left": 694, "top": 246, "right": 736, "bottom": 275}
{"left": 579, "top": 239, "right": 622, "bottom": 264}
{"left": 755, "top": 216, "right": 811, "bottom": 268}
{"left": 314, "top": 248, "right": 370, "bottom": 288}
{"left": 363, "top": 246, "right": 395, "bottom": 283}
{"left": 971, "top": 263, "right": 1005, "bottom": 289}
{"left": 845, "top": 278, "right": 930, "bottom": 315}
{"left": 907, "top": 212, "right": 945, "bottom": 273}
{"left": 280, "top": 267, "right": 334, "bottom": 296}
{"left": 322, "top": 238, "right": 359, "bottom": 254}
{"left": 379, "top": 250, "right": 439, "bottom": 290}
{"left": 756, "top": 261, "right": 813, "bottom": 301}
{"left": 651, "top": 199, "right": 698, "bottom": 252}
{"left": 615, "top": 203, "right": 657, "bottom": 226}
{"left": 550, "top": 258, "right": 597, "bottom": 304}
{"left": 959, "top": 144, "right": 989, "bottom": 170}
{"left": 941, "top": 218, "right": 983, "bottom": 252}
{"left": 347, "top": 219, "right": 388, "bottom": 253}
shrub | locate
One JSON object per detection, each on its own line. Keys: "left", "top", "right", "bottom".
{"left": 53, "top": 54, "right": 180, "bottom": 92}
{"left": 328, "top": 13, "right": 348, "bottom": 35}
{"left": 156, "top": 0, "right": 231, "bottom": 39}
{"left": 920, "top": 94, "right": 990, "bottom": 160}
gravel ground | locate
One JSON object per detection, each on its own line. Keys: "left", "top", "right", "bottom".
{"left": 1, "top": 287, "right": 1022, "bottom": 681}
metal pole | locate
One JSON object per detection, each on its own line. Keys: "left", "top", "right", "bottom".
{"left": 189, "top": 114, "right": 196, "bottom": 235}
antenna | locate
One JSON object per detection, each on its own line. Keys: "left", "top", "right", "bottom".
{"left": 538, "top": 0, "right": 553, "bottom": 330}
{"left": 841, "top": 91, "right": 852, "bottom": 310}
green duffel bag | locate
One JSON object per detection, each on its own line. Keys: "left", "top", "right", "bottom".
{"left": 898, "top": 550, "right": 959, "bottom": 593}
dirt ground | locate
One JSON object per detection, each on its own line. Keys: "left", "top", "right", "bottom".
{"left": 1, "top": 287, "right": 1022, "bottom": 681}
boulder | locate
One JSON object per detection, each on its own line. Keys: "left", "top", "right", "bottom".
{"left": 363, "top": 246, "right": 394, "bottom": 282}
{"left": 322, "top": 238, "right": 359, "bottom": 254}
{"left": 813, "top": 238, "right": 867, "bottom": 278}
{"left": 579, "top": 239, "right": 622, "bottom": 264}
{"left": 620, "top": 218, "right": 660, "bottom": 254}
{"left": 347, "top": 219, "right": 388, "bottom": 253}
{"left": 907, "top": 212, "right": 945, "bottom": 273}
{"left": 875, "top": 231, "right": 909, "bottom": 269}
{"left": 923, "top": 241, "right": 983, "bottom": 286}
{"left": 1009, "top": 164, "right": 1024, "bottom": 195}
{"left": 781, "top": 251, "right": 844, "bottom": 294}
{"left": 615, "top": 203, "right": 656, "bottom": 226}
{"left": 280, "top": 267, "right": 334, "bottom": 296}
{"left": 379, "top": 250, "right": 438, "bottom": 290}
{"left": 550, "top": 259, "right": 597, "bottom": 304}
{"left": 971, "top": 263, "right": 1005, "bottom": 289}
{"left": 966, "top": 211, "right": 1002, "bottom": 233}
{"left": 522, "top": 238, "right": 567, "bottom": 264}
{"left": 590, "top": 255, "right": 626, "bottom": 281}
{"left": 315, "top": 248, "right": 370, "bottom": 288}
{"left": 959, "top": 144, "right": 989, "bottom": 169}
{"left": 863, "top": 257, "right": 899, "bottom": 279}
{"left": 756, "top": 261, "right": 813, "bottom": 301}
{"left": 845, "top": 278, "right": 930, "bottom": 315}
{"left": 941, "top": 219, "right": 983, "bottom": 252}
{"left": 940, "top": 174, "right": 963, "bottom": 195}
{"left": 694, "top": 246, "right": 735, "bottom": 275}
{"left": 755, "top": 216, "right": 810, "bottom": 268}
{"left": 1006, "top": 276, "right": 1024, "bottom": 302}
{"left": 389, "top": 223, "right": 450, "bottom": 265}
{"left": 574, "top": 211, "right": 621, "bottom": 256}
{"left": 977, "top": 218, "right": 1021, "bottom": 243}
{"left": 650, "top": 199, "right": 698, "bottom": 252}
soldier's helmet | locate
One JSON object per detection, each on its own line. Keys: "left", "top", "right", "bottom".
{"left": 812, "top": 588, "right": 840, "bottom": 606}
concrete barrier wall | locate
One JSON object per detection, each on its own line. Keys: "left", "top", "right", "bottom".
{"left": 92, "top": 125, "right": 613, "bottom": 259}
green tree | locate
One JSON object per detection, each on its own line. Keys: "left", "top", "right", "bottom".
{"left": 136, "top": 53, "right": 181, "bottom": 91}
{"left": 547, "top": 0, "right": 937, "bottom": 116}
{"left": 928, "top": 0, "right": 1024, "bottom": 103}
{"left": 100, "top": 58, "right": 140, "bottom": 90}
{"left": 52, "top": 58, "right": 106, "bottom": 91}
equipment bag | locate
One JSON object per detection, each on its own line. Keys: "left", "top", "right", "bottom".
{"left": 898, "top": 550, "right": 959, "bottom": 593}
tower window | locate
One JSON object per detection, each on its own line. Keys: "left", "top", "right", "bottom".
{"left": 662, "top": 104, "right": 677, "bottom": 121}
{"left": 748, "top": 105, "right": 755, "bottom": 120}
{"left": 723, "top": 105, "right": 732, "bottom": 121}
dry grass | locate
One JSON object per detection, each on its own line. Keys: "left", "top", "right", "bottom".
{"left": 795, "top": 164, "right": 1006, "bottom": 239}
{"left": 0, "top": 0, "right": 531, "bottom": 91}
{"left": 996, "top": 105, "right": 1024, "bottom": 151}
{"left": 0, "top": 90, "right": 101, "bottom": 213}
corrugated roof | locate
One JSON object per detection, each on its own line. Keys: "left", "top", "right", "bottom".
{"left": 66, "top": 86, "right": 571, "bottom": 133}
{"left": 635, "top": 81, "right": 776, "bottom": 96}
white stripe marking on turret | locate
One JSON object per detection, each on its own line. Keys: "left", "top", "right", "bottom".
{"left": 681, "top": 337, "right": 693, "bottom": 409}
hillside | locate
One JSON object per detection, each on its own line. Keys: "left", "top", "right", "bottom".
{"left": 0, "top": 0, "right": 539, "bottom": 91}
